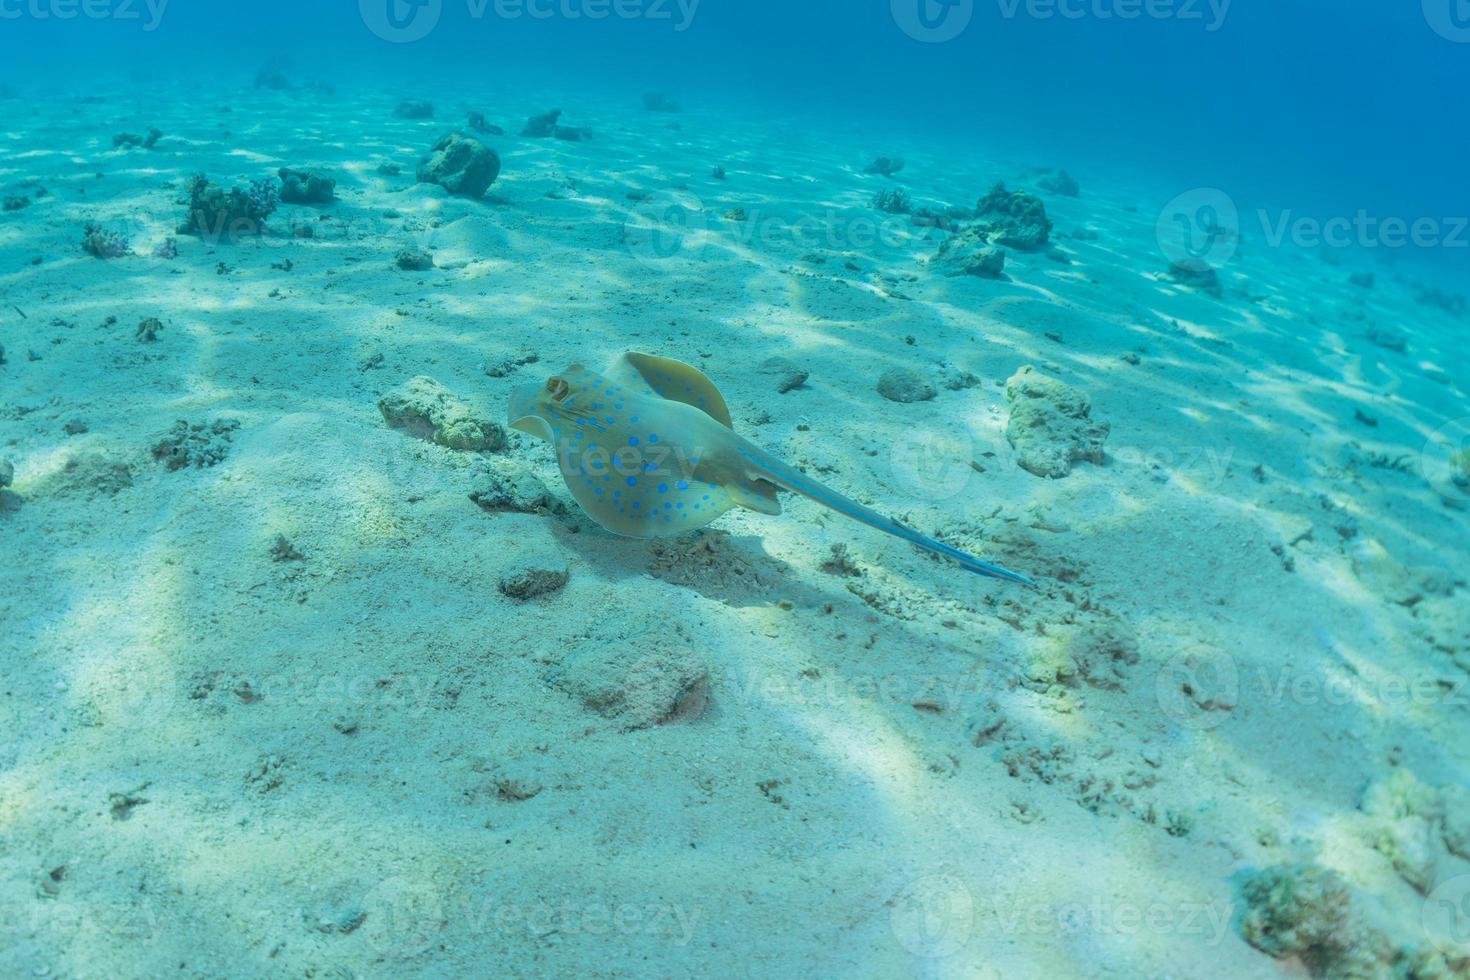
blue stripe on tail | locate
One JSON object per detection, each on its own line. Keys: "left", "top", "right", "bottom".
{"left": 737, "top": 445, "right": 1035, "bottom": 586}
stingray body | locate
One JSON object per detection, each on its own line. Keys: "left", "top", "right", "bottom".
{"left": 508, "top": 352, "right": 1033, "bottom": 585}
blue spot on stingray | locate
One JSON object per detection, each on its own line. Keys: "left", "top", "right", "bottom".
{"left": 627, "top": 477, "right": 638, "bottom": 487}
{"left": 658, "top": 483, "right": 668, "bottom": 493}
{"left": 649, "top": 434, "right": 659, "bottom": 443}
{"left": 632, "top": 502, "right": 641, "bottom": 509}
{"left": 677, "top": 481, "right": 689, "bottom": 490}
{"left": 629, "top": 436, "right": 640, "bottom": 446}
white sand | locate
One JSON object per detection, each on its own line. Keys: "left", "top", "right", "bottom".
{"left": 1, "top": 79, "right": 1467, "bottom": 979}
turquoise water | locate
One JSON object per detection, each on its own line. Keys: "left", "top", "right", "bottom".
{"left": 2, "top": 3, "right": 1469, "bottom": 979}
{"left": 3, "top": 0, "right": 1467, "bottom": 281}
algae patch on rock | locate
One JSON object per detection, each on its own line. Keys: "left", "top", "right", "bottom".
{"left": 931, "top": 226, "right": 1006, "bottom": 279}
{"left": 976, "top": 182, "right": 1052, "bottom": 251}
{"left": 1004, "top": 366, "right": 1109, "bottom": 478}
{"left": 469, "top": 457, "right": 573, "bottom": 520}
{"left": 498, "top": 562, "right": 570, "bottom": 600}
{"left": 1238, "top": 864, "right": 1353, "bottom": 965}
{"left": 379, "top": 376, "right": 505, "bottom": 451}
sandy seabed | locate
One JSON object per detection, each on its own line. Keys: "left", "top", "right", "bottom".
{"left": 1, "top": 78, "right": 1468, "bottom": 979}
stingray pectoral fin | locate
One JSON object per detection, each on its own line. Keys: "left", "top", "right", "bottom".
{"left": 734, "top": 441, "right": 1035, "bottom": 586}
{"left": 508, "top": 383, "right": 555, "bottom": 444}
{"left": 606, "top": 352, "right": 734, "bottom": 429}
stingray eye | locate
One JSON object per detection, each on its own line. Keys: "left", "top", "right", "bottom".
{"left": 546, "top": 378, "right": 572, "bottom": 402}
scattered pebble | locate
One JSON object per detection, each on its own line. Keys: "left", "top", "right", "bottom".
{"left": 393, "top": 99, "right": 434, "bottom": 119}
{"left": 1365, "top": 324, "right": 1407, "bottom": 353}
{"left": 758, "top": 356, "right": 809, "bottom": 394}
{"left": 1167, "top": 258, "right": 1221, "bottom": 297}
{"left": 498, "top": 561, "right": 570, "bottom": 600}
{"left": 395, "top": 248, "right": 434, "bottom": 271}
{"left": 269, "top": 534, "right": 305, "bottom": 562}
{"left": 876, "top": 367, "right": 936, "bottom": 404}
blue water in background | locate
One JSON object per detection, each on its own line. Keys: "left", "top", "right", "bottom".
{"left": 2, "top": 0, "right": 1466, "bottom": 282}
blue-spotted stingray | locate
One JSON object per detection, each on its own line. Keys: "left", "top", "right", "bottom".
{"left": 507, "top": 353, "right": 1033, "bottom": 585}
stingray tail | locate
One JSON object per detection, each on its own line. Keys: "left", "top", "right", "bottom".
{"left": 735, "top": 442, "right": 1035, "bottom": 587}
